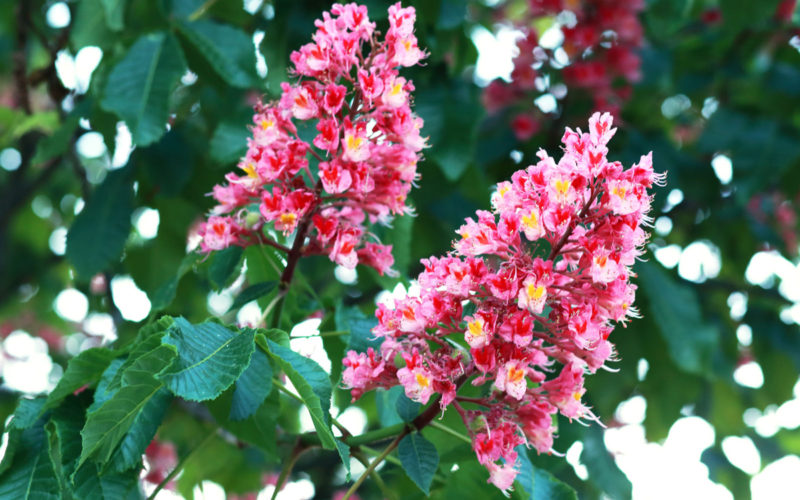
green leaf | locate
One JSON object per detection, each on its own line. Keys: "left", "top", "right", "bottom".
{"left": 231, "top": 281, "right": 277, "bottom": 311}
{"left": 515, "top": 447, "right": 577, "bottom": 500}
{"left": 8, "top": 398, "right": 47, "bottom": 431}
{"left": 580, "top": 427, "right": 631, "bottom": 500}
{"left": 44, "top": 348, "right": 118, "bottom": 413}
{"left": 108, "top": 317, "right": 174, "bottom": 392}
{"left": 176, "top": 19, "right": 259, "bottom": 88}
{"left": 0, "top": 423, "right": 59, "bottom": 500}
{"left": 395, "top": 393, "right": 421, "bottom": 423}
{"left": 207, "top": 390, "right": 280, "bottom": 457}
{"left": 398, "top": 432, "right": 439, "bottom": 495}
{"left": 150, "top": 252, "right": 202, "bottom": 313}
{"left": 336, "top": 305, "right": 380, "bottom": 353}
{"left": 336, "top": 439, "right": 352, "bottom": 481}
{"left": 66, "top": 167, "right": 134, "bottom": 278}
{"left": 32, "top": 112, "right": 80, "bottom": 165}
{"left": 71, "top": 0, "right": 112, "bottom": 49}
{"left": 101, "top": 32, "right": 187, "bottom": 146}
{"left": 72, "top": 462, "right": 140, "bottom": 500}
{"left": 78, "top": 345, "right": 176, "bottom": 469}
{"left": 229, "top": 338, "right": 273, "bottom": 421}
{"left": 209, "top": 120, "right": 250, "bottom": 164}
{"left": 266, "top": 340, "right": 336, "bottom": 450}
{"left": 209, "top": 246, "right": 244, "bottom": 290}
{"left": 415, "top": 79, "right": 483, "bottom": 182}
{"left": 108, "top": 388, "right": 172, "bottom": 472}
{"left": 637, "top": 262, "right": 719, "bottom": 375}
{"left": 376, "top": 386, "right": 404, "bottom": 427}
{"left": 101, "top": 0, "right": 125, "bottom": 30}
{"left": 157, "top": 318, "right": 256, "bottom": 401}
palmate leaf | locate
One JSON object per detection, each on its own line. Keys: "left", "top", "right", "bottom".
{"left": 66, "top": 166, "right": 134, "bottom": 278}
{"left": 176, "top": 19, "right": 259, "bottom": 88}
{"left": 101, "top": 32, "right": 187, "bottom": 145}
{"left": 266, "top": 340, "right": 336, "bottom": 450}
{"left": 157, "top": 318, "right": 256, "bottom": 401}
{"left": 78, "top": 345, "right": 176, "bottom": 470}
{"left": 398, "top": 432, "right": 439, "bottom": 495}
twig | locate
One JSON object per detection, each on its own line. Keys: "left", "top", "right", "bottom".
{"left": 341, "top": 434, "right": 402, "bottom": 500}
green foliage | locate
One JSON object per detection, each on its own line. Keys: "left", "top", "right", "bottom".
{"left": 101, "top": 32, "right": 187, "bottom": 145}
{"left": 398, "top": 432, "right": 439, "bottom": 495}
{"left": 65, "top": 167, "right": 135, "bottom": 278}
{"left": 266, "top": 339, "right": 337, "bottom": 450}
{"left": 2, "top": 0, "right": 800, "bottom": 498}
{"left": 158, "top": 318, "right": 256, "bottom": 401}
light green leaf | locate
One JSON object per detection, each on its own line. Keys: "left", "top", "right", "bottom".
{"left": 71, "top": 0, "right": 112, "bottom": 49}
{"left": 637, "top": 262, "right": 719, "bottom": 375}
{"left": 266, "top": 340, "right": 336, "bottom": 450}
{"left": 157, "top": 318, "right": 256, "bottom": 401}
{"left": 101, "top": 32, "right": 187, "bottom": 145}
{"left": 66, "top": 166, "right": 134, "bottom": 278}
{"left": 398, "top": 432, "right": 439, "bottom": 495}
{"left": 176, "top": 19, "right": 259, "bottom": 88}
{"left": 78, "top": 345, "right": 176, "bottom": 469}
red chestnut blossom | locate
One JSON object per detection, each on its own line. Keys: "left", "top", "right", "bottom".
{"left": 483, "top": 0, "right": 646, "bottom": 138}
{"left": 342, "top": 112, "right": 663, "bottom": 491}
{"left": 198, "top": 3, "right": 427, "bottom": 276}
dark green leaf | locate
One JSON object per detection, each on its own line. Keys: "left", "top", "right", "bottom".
{"left": 150, "top": 252, "right": 202, "bottom": 314}
{"left": 8, "top": 398, "right": 47, "bottom": 431}
{"left": 209, "top": 120, "right": 250, "bottom": 164}
{"left": 231, "top": 281, "right": 277, "bottom": 311}
{"left": 266, "top": 340, "right": 336, "bottom": 449}
{"left": 209, "top": 246, "right": 244, "bottom": 290}
{"left": 78, "top": 345, "right": 175, "bottom": 469}
{"left": 398, "top": 432, "right": 439, "bottom": 495}
{"left": 637, "top": 262, "right": 719, "bottom": 375}
{"left": 101, "top": 32, "right": 187, "bottom": 145}
{"left": 176, "top": 19, "right": 259, "bottom": 88}
{"left": 71, "top": 0, "right": 113, "bottom": 49}
{"left": 336, "top": 304, "right": 380, "bottom": 353}
{"left": 44, "top": 348, "right": 119, "bottom": 413}
{"left": 376, "top": 386, "right": 404, "bottom": 427}
{"left": 336, "top": 439, "right": 352, "bottom": 481}
{"left": 580, "top": 427, "right": 631, "bottom": 500}
{"left": 66, "top": 167, "right": 134, "bottom": 278}
{"left": 158, "top": 318, "right": 256, "bottom": 401}
{"left": 229, "top": 340, "right": 273, "bottom": 421}
{"left": 0, "top": 423, "right": 59, "bottom": 500}
{"left": 395, "top": 393, "right": 421, "bottom": 423}
{"left": 108, "top": 388, "right": 172, "bottom": 472}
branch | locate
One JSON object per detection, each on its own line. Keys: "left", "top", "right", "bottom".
{"left": 13, "top": 0, "right": 31, "bottom": 114}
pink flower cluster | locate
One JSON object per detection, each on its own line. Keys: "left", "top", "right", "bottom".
{"left": 342, "top": 112, "right": 662, "bottom": 490}
{"left": 198, "top": 3, "right": 426, "bottom": 275}
{"left": 483, "top": 0, "right": 645, "bottom": 141}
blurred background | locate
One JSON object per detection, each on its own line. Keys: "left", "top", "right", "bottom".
{"left": 1, "top": 0, "right": 799, "bottom": 498}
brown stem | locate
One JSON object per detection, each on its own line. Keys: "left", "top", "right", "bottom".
{"left": 547, "top": 185, "right": 600, "bottom": 261}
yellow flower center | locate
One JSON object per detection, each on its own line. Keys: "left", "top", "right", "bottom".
{"left": 507, "top": 366, "right": 525, "bottom": 384}
{"left": 467, "top": 319, "right": 485, "bottom": 338}
{"left": 573, "top": 392, "right": 581, "bottom": 401}
{"left": 526, "top": 283, "right": 546, "bottom": 301}
{"left": 280, "top": 213, "right": 297, "bottom": 226}
{"left": 554, "top": 179, "right": 571, "bottom": 197}
{"left": 415, "top": 373, "right": 430, "bottom": 388}
{"left": 241, "top": 162, "right": 258, "bottom": 179}
{"left": 521, "top": 210, "right": 539, "bottom": 230}
{"left": 346, "top": 134, "right": 363, "bottom": 152}
{"left": 390, "top": 82, "right": 403, "bottom": 96}
{"left": 260, "top": 119, "right": 275, "bottom": 130}
{"left": 611, "top": 185, "right": 627, "bottom": 199}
